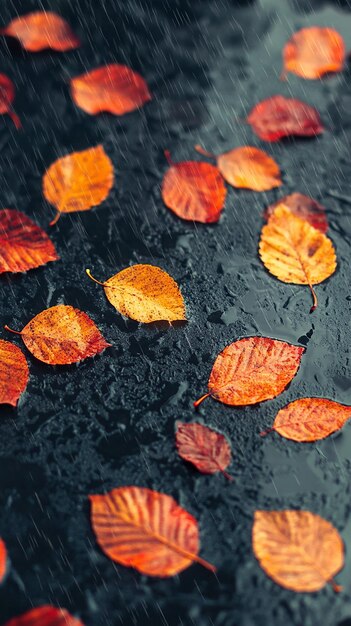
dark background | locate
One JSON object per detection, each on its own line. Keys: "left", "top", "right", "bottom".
{"left": 0, "top": 0, "right": 351, "bottom": 624}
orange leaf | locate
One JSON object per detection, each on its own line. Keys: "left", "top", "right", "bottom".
{"left": 0, "top": 340, "right": 29, "bottom": 406}
{"left": 0, "top": 74, "right": 20, "bottom": 129}
{"left": 253, "top": 510, "right": 344, "bottom": 592}
{"left": 259, "top": 204, "right": 337, "bottom": 312}
{"left": 86, "top": 265, "right": 186, "bottom": 323}
{"left": 176, "top": 422, "right": 232, "bottom": 479}
{"left": 194, "top": 337, "right": 304, "bottom": 408}
{"left": 283, "top": 27, "right": 345, "bottom": 79}
{"left": 5, "top": 304, "right": 110, "bottom": 365}
{"left": 4, "top": 606, "right": 84, "bottom": 626}
{"left": 0, "top": 12, "right": 80, "bottom": 52}
{"left": 162, "top": 152, "right": 226, "bottom": 223}
{"left": 262, "top": 397, "right": 351, "bottom": 442}
{"left": 70, "top": 64, "right": 151, "bottom": 116}
{"left": 0, "top": 538, "right": 7, "bottom": 582}
{"left": 90, "top": 486, "right": 216, "bottom": 577}
{"left": 217, "top": 146, "right": 282, "bottom": 191}
{"left": 42, "top": 145, "right": 114, "bottom": 226}
{"left": 247, "top": 95, "right": 324, "bottom": 142}
{"left": 0, "top": 209, "right": 58, "bottom": 273}
{"left": 265, "top": 193, "right": 328, "bottom": 233}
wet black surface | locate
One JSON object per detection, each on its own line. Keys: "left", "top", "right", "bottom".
{"left": 0, "top": 0, "right": 351, "bottom": 624}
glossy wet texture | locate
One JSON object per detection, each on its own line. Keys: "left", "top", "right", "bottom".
{"left": 0, "top": 0, "right": 351, "bottom": 624}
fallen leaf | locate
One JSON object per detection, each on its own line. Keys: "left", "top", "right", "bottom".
{"left": 194, "top": 336, "right": 303, "bottom": 408}
{"left": 253, "top": 510, "right": 344, "bottom": 592}
{"left": 71, "top": 64, "right": 151, "bottom": 116}
{"left": 0, "top": 539, "right": 7, "bottom": 582}
{"left": 0, "top": 12, "right": 80, "bottom": 52}
{"left": 265, "top": 193, "right": 328, "bottom": 233}
{"left": 4, "top": 606, "right": 84, "bottom": 626}
{"left": 261, "top": 397, "right": 351, "bottom": 442}
{"left": 0, "top": 74, "right": 20, "bottom": 129}
{"left": 90, "top": 486, "right": 215, "bottom": 577}
{"left": 5, "top": 304, "right": 110, "bottom": 365}
{"left": 196, "top": 145, "right": 282, "bottom": 191}
{"left": 259, "top": 204, "right": 336, "bottom": 311}
{"left": 176, "top": 422, "right": 232, "bottom": 479}
{"left": 86, "top": 265, "right": 186, "bottom": 323}
{"left": 42, "top": 145, "right": 114, "bottom": 225}
{"left": 247, "top": 95, "right": 324, "bottom": 142}
{"left": 162, "top": 151, "right": 226, "bottom": 222}
{"left": 283, "top": 27, "right": 345, "bottom": 79}
{"left": 0, "top": 340, "right": 29, "bottom": 406}
{"left": 0, "top": 209, "right": 58, "bottom": 273}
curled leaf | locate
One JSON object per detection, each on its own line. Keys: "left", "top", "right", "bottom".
{"left": 176, "top": 422, "right": 232, "bottom": 479}
{"left": 0, "top": 12, "right": 80, "bottom": 52}
{"left": 217, "top": 146, "right": 282, "bottom": 191}
{"left": 90, "top": 486, "right": 216, "bottom": 577}
{"left": 0, "top": 538, "right": 7, "bottom": 582}
{"left": 5, "top": 304, "right": 110, "bottom": 365}
{"left": 247, "top": 95, "right": 323, "bottom": 142}
{"left": 0, "top": 209, "right": 58, "bottom": 273}
{"left": 71, "top": 64, "right": 151, "bottom": 116}
{"left": 0, "top": 340, "right": 29, "bottom": 406}
{"left": 283, "top": 27, "right": 345, "bottom": 79}
{"left": 265, "top": 193, "right": 328, "bottom": 233}
{"left": 4, "top": 606, "right": 84, "bottom": 626}
{"left": 194, "top": 336, "right": 304, "bottom": 408}
{"left": 0, "top": 74, "right": 20, "bottom": 129}
{"left": 253, "top": 510, "right": 344, "bottom": 592}
{"left": 86, "top": 265, "right": 186, "bottom": 323}
{"left": 42, "top": 145, "right": 114, "bottom": 225}
{"left": 262, "top": 397, "right": 351, "bottom": 442}
{"left": 162, "top": 152, "right": 227, "bottom": 223}
{"left": 259, "top": 204, "right": 336, "bottom": 312}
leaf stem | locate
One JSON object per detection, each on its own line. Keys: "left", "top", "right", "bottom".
{"left": 309, "top": 284, "right": 318, "bottom": 313}
{"left": 221, "top": 469, "right": 234, "bottom": 481}
{"left": 193, "top": 393, "right": 210, "bottom": 409}
{"left": 8, "top": 109, "right": 21, "bottom": 129}
{"left": 330, "top": 579, "right": 342, "bottom": 593}
{"left": 194, "top": 145, "right": 216, "bottom": 159}
{"left": 86, "top": 269, "right": 106, "bottom": 287}
{"left": 164, "top": 150, "right": 173, "bottom": 165}
{"left": 4, "top": 324, "right": 21, "bottom": 335}
{"left": 49, "top": 211, "right": 61, "bottom": 227}
{"left": 260, "top": 427, "right": 274, "bottom": 437}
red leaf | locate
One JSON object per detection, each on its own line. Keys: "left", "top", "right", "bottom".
{"left": 247, "top": 95, "right": 324, "bottom": 142}
{"left": 4, "top": 607, "right": 84, "bottom": 626}
{"left": 0, "top": 12, "right": 80, "bottom": 52}
{"left": 176, "top": 422, "right": 232, "bottom": 479}
{"left": 0, "top": 74, "right": 20, "bottom": 129}
{"left": 70, "top": 64, "right": 151, "bottom": 116}
{"left": 162, "top": 152, "right": 227, "bottom": 222}
{"left": 0, "top": 539, "right": 7, "bottom": 582}
{"left": 265, "top": 193, "right": 328, "bottom": 233}
{"left": 0, "top": 340, "right": 29, "bottom": 406}
{"left": 0, "top": 209, "right": 58, "bottom": 273}
{"left": 283, "top": 27, "right": 345, "bottom": 79}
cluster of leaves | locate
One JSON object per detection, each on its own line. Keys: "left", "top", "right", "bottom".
{"left": 0, "top": 11, "right": 349, "bottom": 622}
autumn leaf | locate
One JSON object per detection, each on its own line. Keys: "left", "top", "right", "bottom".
{"left": 90, "top": 486, "right": 216, "bottom": 577}
{"left": 196, "top": 145, "right": 282, "bottom": 191}
{"left": 261, "top": 397, "right": 351, "bottom": 442}
{"left": 194, "top": 337, "right": 304, "bottom": 408}
{"left": 0, "top": 538, "right": 7, "bottom": 582}
{"left": 259, "top": 204, "right": 336, "bottom": 312}
{"left": 0, "top": 340, "right": 29, "bottom": 406}
{"left": 283, "top": 27, "right": 345, "bottom": 79}
{"left": 265, "top": 193, "right": 328, "bottom": 233}
{"left": 0, "top": 209, "right": 58, "bottom": 273}
{"left": 253, "top": 510, "right": 344, "bottom": 592}
{"left": 70, "top": 64, "right": 151, "bottom": 116}
{"left": 5, "top": 304, "right": 110, "bottom": 365}
{"left": 0, "top": 12, "right": 80, "bottom": 52}
{"left": 162, "top": 151, "right": 226, "bottom": 223}
{"left": 42, "top": 145, "right": 114, "bottom": 226}
{"left": 176, "top": 422, "right": 232, "bottom": 480}
{"left": 86, "top": 264, "right": 186, "bottom": 323}
{"left": 247, "top": 95, "right": 324, "bottom": 142}
{"left": 0, "top": 74, "right": 20, "bottom": 129}
{"left": 4, "top": 606, "right": 84, "bottom": 626}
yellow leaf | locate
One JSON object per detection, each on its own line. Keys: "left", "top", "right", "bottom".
{"left": 259, "top": 204, "right": 336, "bottom": 311}
{"left": 86, "top": 264, "right": 186, "bottom": 323}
